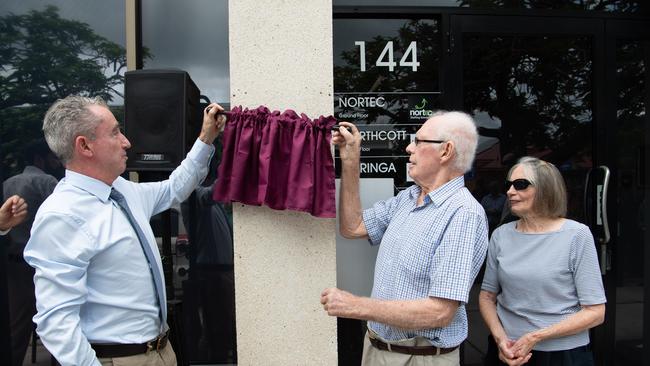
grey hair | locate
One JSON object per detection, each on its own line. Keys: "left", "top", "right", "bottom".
{"left": 508, "top": 156, "right": 568, "bottom": 218}
{"left": 429, "top": 110, "right": 479, "bottom": 173}
{"left": 42, "top": 95, "right": 107, "bottom": 164}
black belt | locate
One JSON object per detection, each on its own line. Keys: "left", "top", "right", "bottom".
{"left": 369, "top": 336, "right": 458, "bottom": 356}
{"left": 91, "top": 331, "right": 169, "bottom": 358}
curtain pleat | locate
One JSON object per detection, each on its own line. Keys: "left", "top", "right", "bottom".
{"left": 212, "top": 106, "right": 336, "bottom": 218}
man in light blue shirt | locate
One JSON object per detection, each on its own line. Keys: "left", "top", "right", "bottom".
{"left": 321, "top": 112, "right": 489, "bottom": 366}
{"left": 23, "top": 95, "right": 226, "bottom": 366}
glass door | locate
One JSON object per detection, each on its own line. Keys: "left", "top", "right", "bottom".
{"left": 605, "top": 19, "right": 650, "bottom": 366}
{"left": 330, "top": 10, "right": 647, "bottom": 366}
{"left": 448, "top": 15, "right": 604, "bottom": 365}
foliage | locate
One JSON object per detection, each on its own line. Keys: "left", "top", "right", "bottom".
{"left": 335, "top": 19, "right": 439, "bottom": 94}
{"left": 0, "top": 5, "right": 126, "bottom": 107}
{"left": 458, "top": 0, "right": 645, "bottom": 13}
{"left": 334, "top": 19, "right": 440, "bottom": 123}
{"left": 463, "top": 34, "right": 593, "bottom": 165}
{"left": 0, "top": 5, "right": 132, "bottom": 176}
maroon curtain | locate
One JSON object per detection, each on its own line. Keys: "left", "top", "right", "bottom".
{"left": 212, "top": 106, "right": 337, "bottom": 218}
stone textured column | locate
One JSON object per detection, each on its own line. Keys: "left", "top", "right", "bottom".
{"left": 229, "top": 1, "right": 337, "bottom": 365}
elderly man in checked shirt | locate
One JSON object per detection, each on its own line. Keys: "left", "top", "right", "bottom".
{"left": 322, "top": 111, "right": 489, "bottom": 366}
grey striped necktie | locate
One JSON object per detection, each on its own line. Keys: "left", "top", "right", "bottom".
{"left": 110, "top": 188, "right": 167, "bottom": 329}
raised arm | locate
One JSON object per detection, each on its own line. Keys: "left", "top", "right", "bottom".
{"left": 332, "top": 121, "right": 367, "bottom": 239}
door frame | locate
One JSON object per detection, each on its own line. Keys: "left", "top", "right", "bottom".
{"left": 332, "top": 6, "right": 648, "bottom": 365}
{"left": 447, "top": 14, "right": 612, "bottom": 365}
{"left": 604, "top": 19, "right": 650, "bottom": 365}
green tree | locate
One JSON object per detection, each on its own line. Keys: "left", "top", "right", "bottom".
{"left": 0, "top": 6, "right": 134, "bottom": 175}
{"left": 459, "top": 0, "right": 645, "bottom": 13}
{"left": 333, "top": 19, "right": 441, "bottom": 167}
{"left": 334, "top": 19, "right": 440, "bottom": 124}
{"left": 0, "top": 5, "right": 126, "bottom": 107}
{"left": 463, "top": 34, "right": 594, "bottom": 165}
{"left": 335, "top": 20, "right": 439, "bottom": 96}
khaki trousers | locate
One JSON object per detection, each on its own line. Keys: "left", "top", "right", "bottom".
{"left": 361, "top": 331, "right": 460, "bottom": 366}
{"left": 98, "top": 343, "right": 176, "bottom": 366}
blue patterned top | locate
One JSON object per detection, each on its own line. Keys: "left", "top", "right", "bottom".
{"left": 481, "top": 219, "right": 606, "bottom": 351}
{"left": 363, "top": 176, "right": 489, "bottom": 348}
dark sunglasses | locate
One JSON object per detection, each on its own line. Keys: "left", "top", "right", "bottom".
{"left": 505, "top": 179, "right": 533, "bottom": 191}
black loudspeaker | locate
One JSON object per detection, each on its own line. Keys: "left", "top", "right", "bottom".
{"left": 125, "top": 69, "right": 201, "bottom": 171}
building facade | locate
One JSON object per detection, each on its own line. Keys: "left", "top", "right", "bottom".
{"left": 0, "top": 1, "right": 648, "bottom": 365}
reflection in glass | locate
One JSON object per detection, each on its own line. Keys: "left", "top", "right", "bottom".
{"left": 141, "top": 1, "right": 235, "bottom": 364}
{"left": 458, "top": 0, "right": 647, "bottom": 13}
{"left": 0, "top": 5, "right": 127, "bottom": 177}
{"left": 333, "top": 18, "right": 441, "bottom": 191}
{"left": 0, "top": 3, "right": 126, "bottom": 364}
{"left": 334, "top": 18, "right": 439, "bottom": 94}
{"left": 141, "top": 0, "right": 229, "bottom": 104}
{"left": 613, "top": 39, "right": 647, "bottom": 365}
{"left": 333, "top": 0, "right": 648, "bottom": 14}
{"left": 464, "top": 34, "right": 593, "bottom": 222}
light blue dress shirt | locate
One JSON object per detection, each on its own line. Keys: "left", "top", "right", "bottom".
{"left": 24, "top": 139, "right": 213, "bottom": 366}
{"left": 363, "top": 176, "right": 489, "bottom": 348}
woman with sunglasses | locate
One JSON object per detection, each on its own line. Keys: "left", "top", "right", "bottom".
{"left": 479, "top": 156, "right": 606, "bottom": 366}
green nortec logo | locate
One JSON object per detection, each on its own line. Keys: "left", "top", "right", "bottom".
{"left": 410, "top": 98, "right": 433, "bottom": 118}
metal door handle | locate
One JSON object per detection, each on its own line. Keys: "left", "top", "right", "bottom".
{"left": 585, "top": 166, "right": 611, "bottom": 275}
{"left": 598, "top": 165, "right": 611, "bottom": 244}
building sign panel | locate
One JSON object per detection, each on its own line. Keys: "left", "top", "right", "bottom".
{"left": 333, "top": 17, "right": 442, "bottom": 191}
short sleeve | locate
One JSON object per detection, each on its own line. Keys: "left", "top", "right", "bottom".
{"left": 570, "top": 226, "right": 606, "bottom": 305}
{"left": 481, "top": 229, "right": 502, "bottom": 294}
{"left": 363, "top": 194, "right": 400, "bottom": 246}
{"left": 429, "top": 209, "right": 488, "bottom": 303}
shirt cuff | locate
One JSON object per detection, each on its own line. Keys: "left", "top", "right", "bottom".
{"left": 189, "top": 138, "right": 216, "bottom": 162}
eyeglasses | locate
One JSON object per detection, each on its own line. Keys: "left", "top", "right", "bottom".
{"left": 413, "top": 137, "right": 446, "bottom": 146}
{"left": 505, "top": 179, "right": 533, "bottom": 191}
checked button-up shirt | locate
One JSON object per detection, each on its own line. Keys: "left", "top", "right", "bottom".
{"left": 363, "top": 176, "right": 489, "bottom": 348}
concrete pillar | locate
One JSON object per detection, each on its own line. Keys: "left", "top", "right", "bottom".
{"left": 229, "top": 1, "right": 337, "bottom": 365}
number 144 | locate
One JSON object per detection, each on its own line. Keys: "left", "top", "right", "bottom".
{"left": 355, "top": 40, "right": 420, "bottom": 72}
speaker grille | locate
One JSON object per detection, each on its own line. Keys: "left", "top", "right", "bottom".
{"left": 125, "top": 69, "right": 200, "bottom": 171}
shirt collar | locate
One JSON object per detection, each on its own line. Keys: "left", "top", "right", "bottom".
{"left": 64, "top": 169, "right": 113, "bottom": 203}
{"left": 409, "top": 175, "right": 466, "bottom": 207}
